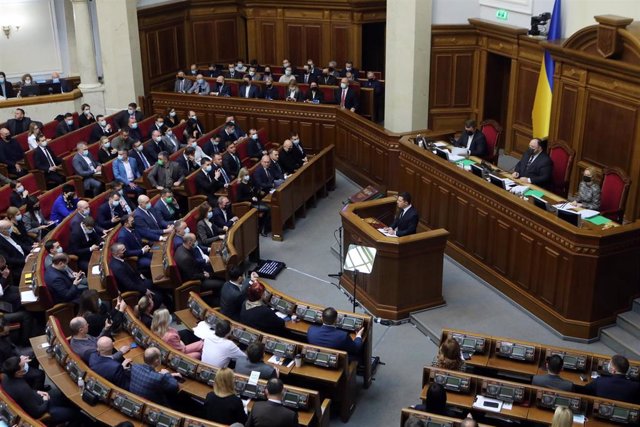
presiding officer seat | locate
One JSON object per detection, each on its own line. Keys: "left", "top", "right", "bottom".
{"left": 480, "top": 119, "right": 502, "bottom": 165}
{"left": 548, "top": 140, "right": 575, "bottom": 198}
{"left": 600, "top": 166, "right": 631, "bottom": 223}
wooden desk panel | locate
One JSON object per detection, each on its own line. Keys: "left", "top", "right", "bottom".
{"left": 398, "top": 138, "right": 640, "bottom": 339}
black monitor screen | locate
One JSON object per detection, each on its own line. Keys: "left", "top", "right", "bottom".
{"left": 489, "top": 174, "right": 506, "bottom": 190}
{"left": 435, "top": 148, "right": 449, "bottom": 161}
{"left": 557, "top": 209, "right": 580, "bottom": 226}
{"left": 532, "top": 196, "right": 548, "bottom": 211}
{"left": 470, "top": 164, "right": 483, "bottom": 178}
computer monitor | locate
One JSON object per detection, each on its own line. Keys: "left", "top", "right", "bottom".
{"left": 470, "top": 164, "right": 483, "bottom": 178}
{"left": 489, "top": 174, "right": 506, "bottom": 190}
{"left": 39, "top": 82, "right": 61, "bottom": 95}
{"left": 20, "top": 85, "right": 40, "bottom": 97}
{"left": 435, "top": 147, "right": 449, "bottom": 161}
{"left": 532, "top": 196, "right": 548, "bottom": 211}
{"left": 557, "top": 208, "right": 581, "bottom": 226}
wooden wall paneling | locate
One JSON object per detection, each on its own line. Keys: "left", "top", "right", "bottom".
{"left": 510, "top": 61, "right": 539, "bottom": 155}
{"left": 453, "top": 53, "right": 473, "bottom": 106}
{"left": 304, "top": 25, "right": 322, "bottom": 67}
{"left": 372, "top": 147, "right": 385, "bottom": 184}
{"left": 472, "top": 207, "right": 489, "bottom": 261}
{"left": 260, "top": 21, "right": 277, "bottom": 65}
{"left": 285, "top": 24, "right": 304, "bottom": 65}
{"left": 332, "top": 25, "right": 351, "bottom": 66}
{"left": 191, "top": 20, "right": 216, "bottom": 64}
{"left": 431, "top": 54, "right": 453, "bottom": 107}
{"left": 359, "top": 138, "right": 372, "bottom": 176}
{"left": 452, "top": 196, "right": 469, "bottom": 248}
{"left": 215, "top": 18, "right": 240, "bottom": 63}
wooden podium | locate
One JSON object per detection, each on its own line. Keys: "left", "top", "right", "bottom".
{"left": 339, "top": 197, "right": 449, "bottom": 320}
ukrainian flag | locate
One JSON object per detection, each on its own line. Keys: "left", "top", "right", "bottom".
{"left": 532, "top": 0, "right": 562, "bottom": 138}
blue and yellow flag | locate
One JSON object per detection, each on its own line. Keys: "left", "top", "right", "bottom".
{"left": 532, "top": 0, "right": 562, "bottom": 138}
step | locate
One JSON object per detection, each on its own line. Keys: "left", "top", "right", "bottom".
{"left": 600, "top": 326, "right": 640, "bottom": 360}
{"left": 617, "top": 311, "right": 640, "bottom": 339}
{"left": 633, "top": 298, "right": 640, "bottom": 314}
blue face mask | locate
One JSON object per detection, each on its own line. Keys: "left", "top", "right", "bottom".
{"left": 22, "top": 363, "right": 29, "bottom": 374}
{"left": 145, "top": 202, "right": 152, "bottom": 210}
{"left": 205, "top": 165, "right": 212, "bottom": 173}
{"left": 207, "top": 211, "right": 213, "bottom": 219}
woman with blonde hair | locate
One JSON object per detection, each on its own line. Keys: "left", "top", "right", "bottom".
{"left": 432, "top": 337, "right": 465, "bottom": 371}
{"left": 151, "top": 308, "right": 203, "bottom": 359}
{"left": 203, "top": 367, "right": 247, "bottom": 424}
{"left": 573, "top": 166, "right": 601, "bottom": 210}
{"left": 27, "top": 122, "right": 41, "bottom": 150}
{"left": 551, "top": 406, "right": 573, "bottom": 427}
{"left": 5, "top": 206, "right": 35, "bottom": 247}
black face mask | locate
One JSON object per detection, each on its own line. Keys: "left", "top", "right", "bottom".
{"left": 583, "top": 176, "right": 592, "bottom": 183}
{"left": 178, "top": 76, "right": 184, "bottom": 80}
{"left": 466, "top": 130, "right": 474, "bottom": 136}
{"left": 527, "top": 148, "right": 535, "bottom": 156}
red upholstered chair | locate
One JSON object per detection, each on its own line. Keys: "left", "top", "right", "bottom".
{"left": 600, "top": 167, "right": 631, "bottom": 223}
{"left": 548, "top": 140, "right": 575, "bottom": 198}
{"left": 480, "top": 120, "right": 503, "bottom": 165}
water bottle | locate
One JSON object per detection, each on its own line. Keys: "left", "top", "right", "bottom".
{"left": 77, "top": 376, "right": 84, "bottom": 392}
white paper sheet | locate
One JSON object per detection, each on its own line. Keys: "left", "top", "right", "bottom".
{"left": 20, "top": 290, "right": 37, "bottom": 303}
{"left": 377, "top": 228, "right": 397, "bottom": 238}
{"left": 192, "top": 320, "right": 216, "bottom": 340}
{"left": 473, "top": 396, "right": 503, "bottom": 413}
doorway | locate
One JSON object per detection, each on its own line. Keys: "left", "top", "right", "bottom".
{"left": 361, "top": 22, "right": 385, "bottom": 73}
{"left": 483, "top": 53, "right": 511, "bottom": 127}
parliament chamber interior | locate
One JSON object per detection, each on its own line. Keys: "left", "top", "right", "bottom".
{"left": 1, "top": 0, "right": 640, "bottom": 426}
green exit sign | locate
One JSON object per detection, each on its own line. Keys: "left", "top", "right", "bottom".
{"left": 496, "top": 9, "right": 509, "bottom": 20}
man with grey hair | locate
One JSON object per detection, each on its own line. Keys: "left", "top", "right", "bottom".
{"left": 0, "top": 219, "right": 33, "bottom": 284}
{"left": 130, "top": 347, "right": 181, "bottom": 406}
{"left": 72, "top": 141, "right": 103, "bottom": 197}
{"left": 69, "top": 316, "right": 128, "bottom": 363}
{"left": 175, "top": 234, "right": 222, "bottom": 305}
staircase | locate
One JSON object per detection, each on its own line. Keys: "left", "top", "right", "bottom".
{"left": 600, "top": 298, "right": 640, "bottom": 359}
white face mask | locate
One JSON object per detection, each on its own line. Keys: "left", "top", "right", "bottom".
{"left": 84, "top": 109, "right": 91, "bottom": 114}
{"left": 99, "top": 120, "right": 107, "bottom": 127}
{"left": 340, "top": 83, "right": 348, "bottom": 89}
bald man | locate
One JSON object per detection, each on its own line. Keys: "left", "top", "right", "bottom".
{"left": 69, "top": 199, "right": 104, "bottom": 234}
{"left": 130, "top": 347, "right": 180, "bottom": 406}
{"left": 175, "top": 234, "right": 222, "bottom": 306}
{"left": 253, "top": 155, "right": 275, "bottom": 194}
{"left": 133, "top": 195, "right": 173, "bottom": 242}
{"left": 279, "top": 139, "right": 302, "bottom": 174}
{"left": 89, "top": 336, "right": 131, "bottom": 389}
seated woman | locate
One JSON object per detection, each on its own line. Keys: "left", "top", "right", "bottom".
{"left": 78, "top": 289, "right": 126, "bottom": 337}
{"left": 9, "top": 182, "right": 29, "bottom": 209}
{"left": 5, "top": 207, "right": 35, "bottom": 248}
{"left": 27, "top": 123, "right": 41, "bottom": 150}
{"left": 196, "top": 202, "right": 225, "bottom": 247}
{"left": 432, "top": 337, "right": 465, "bottom": 371}
{"left": 23, "top": 196, "right": 52, "bottom": 242}
{"left": 151, "top": 308, "right": 203, "bottom": 359}
{"left": 204, "top": 367, "right": 248, "bottom": 425}
{"left": 285, "top": 81, "right": 304, "bottom": 102}
{"left": 414, "top": 382, "right": 455, "bottom": 416}
{"left": 164, "top": 107, "right": 183, "bottom": 129}
{"left": 134, "top": 294, "right": 155, "bottom": 328}
{"left": 551, "top": 406, "right": 573, "bottom": 427}
{"left": 240, "top": 281, "right": 288, "bottom": 337}
{"left": 572, "top": 167, "right": 601, "bottom": 210}
{"left": 78, "top": 103, "right": 96, "bottom": 127}
{"left": 236, "top": 167, "right": 270, "bottom": 236}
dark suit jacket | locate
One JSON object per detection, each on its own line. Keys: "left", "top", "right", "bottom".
{"left": 319, "top": 75, "right": 337, "bottom": 86}
{"left": 184, "top": 118, "right": 205, "bottom": 138}
{"left": 202, "top": 140, "right": 225, "bottom": 157}
{"left": 307, "top": 324, "right": 363, "bottom": 356}
{"left": 175, "top": 154, "right": 199, "bottom": 176}
{"left": 240, "top": 305, "right": 287, "bottom": 337}
{"left": 33, "top": 146, "right": 62, "bottom": 172}
{"left": 247, "top": 138, "right": 266, "bottom": 159}
{"left": 513, "top": 151, "right": 553, "bottom": 187}
{"left": 285, "top": 89, "right": 304, "bottom": 102}
{"left": 129, "top": 149, "right": 153, "bottom": 175}
{"left": 0, "top": 138, "right": 25, "bottom": 171}
{"left": 454, "top": 130, "right": 487, "bottom": 157}
{"left": 89, "top": 123, "right": 114, "bottom": 143}
{"left": 0, "top": 81, "right": 16, "bottom": 99}
{"left": 299, "top": 73, "right": 318, "bottom": 84}
{"left": 97, "top": 147, "right": 116, "bottom": 164}
{"left": 579, "top": 374, "right": 640, "bottom": 404}
{"left": 145, "top": 141, "right": 165, "bottom": 162}
{"left": 269, "top": 160, "right": 285, "bottom": 181}
{"left": 389, "top": 206, "right": 419, "bottom": 237}
{"left": 238, "top": 84, "right": 260, "bottom": 99}
{"left": 218, "top": 129, "right": 238, "bottom": 146}
{"left": 334, "top": 87, "right": 359, "bottom": 111}
{"left": 253, "top": 167, "right": 274, "bottom": 193}
{"left": 195, "top": 170, "right": 223, "bottom": 201}
{"left": 224, "top": 70, "right": 243, "bottom": 80}
{"left": 116, "top": 110, "right": 144, "bottom": 130}
{"left": 97, "top": 202, "right": 126, "bottom": 230}
{"left": 212, "top": 83, "right": 232, "bottom": 97}
{"left": 109, "top": 257, "right": 151, "bottom": 294}
{"left": 55, "top": 121, "right": 76, "bottom": 137}
{"left": 222, "top": 152, "right": 241, "bottom": 179}
{"left": 154, "top": 199, "right": 179, "bottom": 224}
{"left": 279, "top": 149, "right": 302, "bottom": 174}
{"left": 1, "top": 376, "right": 48, "bottom": 419}
{"left": 147, "top": 162, "right": 184, "bottom": 189}
{"left": 44, "top": 265, "right": 82, "bottom": 305}
{"left": 6, "top": 118, "right": 32, "bottom": 136}
{"left": 261, "top": 86, "right": 280, "bottom": 100}
{"left": 245, "top": 400, "right": 298, "bottom": 427}
{"left": 339, "top": 68, "right": 359, "bottom": 78}
{"left": 117, "top": 227, "right": 148, "bottom": 258}
{"left": 220, "top": 280, "right": 251, "bottom": 320}
{"left": 133, "top": 207, "right": 164, "bottom": 241}
{"left": 78, "top": 113, "right": 96, "bottom": 128}
{"left": 211, "top": 206, "right": 234, "bottom": 229}
{"left": 89, "top": 352, "right": 130, "bottom": 390}
{"left": 0, "top": 234, "right": 29, "bottom": 270}
{"left": 174, "top": 245, "right": 207, "bottom": 282}
{"left": 304, "top": 88, "right": 324, "bottom": 103}
{"left": 68, "top": 226, "right": 100, "bottom": 264}
{"left": 531, "top": 373, "right": 574, "bottom": 392}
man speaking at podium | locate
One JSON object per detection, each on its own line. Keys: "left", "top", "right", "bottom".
{"left": 383, "top": 192, "right": 419, "bottom": 237}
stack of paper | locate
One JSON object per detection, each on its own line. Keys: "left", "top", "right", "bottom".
{"left": 451, "top": 147, "right": 469, "bottom": 157}
{"left": 472, "top": 395, "right": 503, "bottom": 413}
{"left": 510, "top": 185, "right": 530, "bottom": 195}
{"left": 448, "top": 154, "right": 466, "bottom": 162}
{"left": 578, "top": 209, "right": 599, "bottom": 219}
{"left": 20, "top": 290, "right": 37, "bottom": 303}
{"left": 377, "top": 228, "right": 397, "bottom": 238}
{"left": 434, "top": 142, "right": 448, "bottom": 148}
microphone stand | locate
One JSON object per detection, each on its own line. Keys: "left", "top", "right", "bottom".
{"left": 352, "top": 268, "right": 359, "bottom": 313}
{"left": 328, "top": 225, "right": 343, "bottom": 279}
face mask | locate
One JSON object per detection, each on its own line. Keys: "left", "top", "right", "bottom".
{"left": 131, "top": 123, "right": 138, "bottom": 129}
{"left": 251, "top": 134, "right": 258, "bottom": 140}
{"left": 117, "top": 155, "right": 124, "bottom": 161}
{"left": 25, "top": 79, "right": 32, "bottom": 85}
{"left": 81, "top": 150, "right": 88, "bottom": 156}
{"left": 22, "top": 363, "right": 29, "bottom": 374}
{"left": 340, "top": 83, "right": 347, "bottom": 89}
{"left": 16, "top": 186, "right": 24, "bottom": 193}
{"left": 169, "top": 111, "right": 176, "bottom": 117}
{"left": 156, "top": 122, "right": 163, "bottom": 128}
{"left": 244, "top": 80, "right": 251, "bottom": 85}
{"left": 165, "top": 197, "right": 173, "bottom": 204}
{"left": 292, "top": 139, "right": 299, "bottom": 144}
{"left": 56, "top": 246, "right": 63, "bottom": 253}
{"left": 98, "top": 298, "right": 103, "bottom": 307}
{"left": 145, "top": 203, "right": 152, "bottom": 210}
{"left": 583, "top": 176, "right": 592, "bottom": 183}
{"left": 0, "top": 77, "right": 4, "bottom": 83}
{"left": 40, "top": 141, "right": 48, "bottom": 147}
{"left": 52, "top": 78, "right": 60, "bottom": 84}
{"left": 135, "top": 145, "right": 143, "bottom": 152}
{"left": 197, "top": 78, "right": 203, "bottom": 84}
{"left": 66, "top": 193, "right": 75, "bottom": 200}
{"left": 99, "top": 120, "right": 107, "bottom": 127}
{"left": 191, "top": 142, "right": 197, "bottom": 148}
{"left": 118, "top": 189, "right": 124, "bottom": 195}
{"left": 112, "top": 200, "right": 120, "bottom": 207}
{"left": 127, "top": 108, "right": 134, "bottom": 115}
{"left": 166, "top": 130, "right": 173, "bottom": 136}
{"left": 249, "top": 71, "right": 255, "bottom": 76}
{"left": 527, "top": 148, "right": 536, "bottom": 156}
{"left": 190, "top": 115, "right": 197, "bottom": 121}
{"left": 466, "top": 130, "right": 474, "bottom": 136}
{"left": 237, "top": 63, "right": 243, "bottom": 67}
{"left": 204, "top": 165, "right": 212, "bottom": 173}
{"left": 242, "top": 175, "right": 250, "bottom": 183}
{"left": 285, "top": 70, "right": 291, "bottom": 76}
{"left": 15, "top": 214, "right": 22, "bottom": 222}
{"left": 157, "top": 160, "right": 164, "bottom": 166}
{"left": 229, "top": 68, "right": 235, "bottom": 72}
{"left": 83, "top": 208, "right": 90, "bottom": 215}
{"left": 184, "top": 227, "right": 190, "bottom": 234}
{"left": 191, "top": 70, "right": 197, "bottom": 75}
{"left": 207, "top": 211, "right": 213, "bottom": 219}
{"left": 346, "top": 67, "right": 352, "bottom": 71}
{"left": 212, "top": 140, "right": 219, "bottom": 145}
{"left": 154, "top": 136, "right": 162, "bottom": 143}
{"left": 84, "top": 109, "right": 91, "bottom": 114}
{"left": 104, "top": 142, "right": 111, "bottom": 148}
{"left": 310, "top": 86, "right": 317, "bottom": 90}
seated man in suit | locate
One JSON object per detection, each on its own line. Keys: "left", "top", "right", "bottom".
{"left": 339, "top": 61, "right": 358, "bottom": 78}
{"left": 129, "top": 140, "right": 154, "bottom": 175}
{"left": 69, "top": 199, "right": 104, "bottom": 235}
{"left": 162, "top": 126, "right": 183, "bottom": 154}
{"left": 248, "top": 128, "right": 268, "bottom": 160}
{"left": 268, "top": 148, "right": 286, "bottom": 186}
{"left": 334, "top": 77, "right": 359, "bottom": 112}
{"left": 235, "top": 342, "right": 277, "bottom": 380}
{"left": 89, "top": 115, "right": 114, "bottom": 143}
{"left": 279, "top": 139, "right": 303, "bottom": 174}
{"left": 113, "top": 149, "right": 144, "bottom": 196}
{"left": 532, "top": 354, "right": 573, "bottom": 392}
{"left": 148, "top": 117, "right": 166, "bottom": 140}
{"left": 253, "top": 155, "right": 276, "bottom": 195}
{"left": 220, "top": 267, "right": 255, "bottom": 320}
{"left": 89, "top": 336, "right": 131, "bottom": 390}
{"left": 97, "top": 135, "right": 117, "bottom": 164}
{"left": 110, "top": 127, "right": 135, "bottom": 152}
{"left": 130, "top": 348, "right": 181, "bottom": 408}
{"left": 148, "top": 151, "right": 185, "bottom": 191}
{"left": 97, "top": 191, "right": 127, "bottom": 230}
{"left": 238, "top": 76, "right": 260, "bottom": 99}
{"left": 185, "top": 136, "right": 210, "bottom": 165}
{"left": 68, "top": 216, "right": 101, "bottom": 273}
{"left": 0, "top": 220, "right": 34, "bottom": 285}
{"left": 117, "top": 214, "right": 152, "bottom": 275}
{"left": 383, "top": 192, "right": 419, "bottom": 237}
{"left": 176, "top": 146, "right": 199, "bottom": 176}
{"left": 203, "top": 134, "right": 225, "bottom": 157}
{"left": 304, "top": 82, "right": 324, "bottom": 104}
{"left": 184, "top": 110, "right": 205, "bottom": 139}
{"left": 307, "top": 307, "right": 364, "bottom": 357}
{"left": 210, "top": 75, "right": 231, "bottom": 97}
{"left": 112, "top": 180, "right": 137, "bottom": 212}
{"left": 174, "top": 71, "right": 192, "bottom": 93}
{"left": 154, "top": 189, "right": 181, "bottom": 224}
{"left": 195, "top": 158, "right": 224, "bottom": 205}
{"left": 134, "top": 194, "right": 173, "bottom": 242}
{"left": 6, "top": 108, "right": 35, "bottom": 136}
{"left": 261, "top": 77, "right": 280, "bottom": 100}
{"left": 33, "top": 134, "right": 65, "bottom": 188}
{"left": 222, "top": 142, "right": 242, "bottom": 180}
{"left": 218, "top": 122, "right": 239, "bottom": 146}
{"left": 175, "top": 234, "right": 222, "bottom": 305}
{"left": 55, "top": 113, "right": 76, "bottom": 137}
{"left": 245, "top": 378, "right": 298, "bottom": 427}
{"left": 187, "top": 74, "right": 211, "bottom": 95}
{"left": 319, "top": 68, "right": 338, "bottom": 86}
{"left": 0, "top": 128, "right": 26, "bottom": 177}
{"left": 212, "top": 196, "right": 238, "bottom": 232}
{"left": 212, "top": 153, "right": 232, "bottom": 188}
{"left": 512, "top": 138, "right": 553, "bottom": 188}
{"left": 116, "top": 102, "right": 144, "bottom": 130}
{"left": 578, "top": 355, "right": 640, "bottom": 403}
{"left": 44, "top": 253, "right": 84, "bottom": 305}
{"left": 454, "top": 119, "right": 487, "bottom": 157}
{"left": 72, "top": 141, "right": 104, "bottom": 197}
{"left": 146, "top": 130, "right": 166, "bottom": 160}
